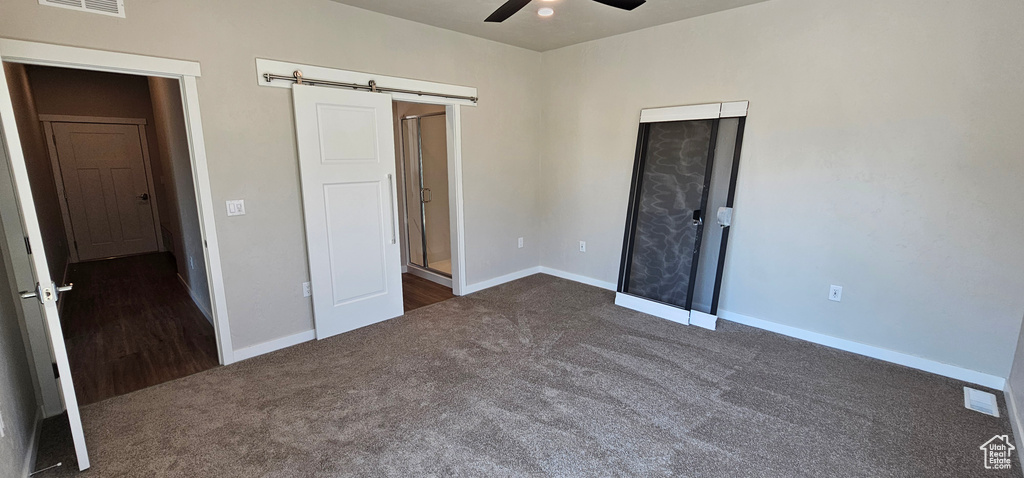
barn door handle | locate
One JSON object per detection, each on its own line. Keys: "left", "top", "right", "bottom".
{"left": 387, "top": 174, "right": 396, "bottom": 245}
{"left": 692, "top": 209, "right": 703, "bottom": 226}
{"left": 137, "top": 193, "right": 150, "bottom": 201}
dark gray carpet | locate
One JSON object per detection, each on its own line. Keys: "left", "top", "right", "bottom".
{"left": 33, "top": 274, "right": 1022, "bottom": 477}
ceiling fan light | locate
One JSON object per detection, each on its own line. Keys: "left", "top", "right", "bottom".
{"left": 538, "top": 7, "right": 554, "bottom": 17}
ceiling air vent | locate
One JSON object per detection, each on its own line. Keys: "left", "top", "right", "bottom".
{"left": 39, "top": 0, "right": 125, "bottom": 18}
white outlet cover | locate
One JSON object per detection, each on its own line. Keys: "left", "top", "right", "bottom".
{"left": 579, "top": 241, "right": 587, "bottom": 252}
{"left": 302, "top": 282, "right": 312, "bottom": 298}
{"left": 226, "top": 200, "right": 246, "bottom": 216}
{"left": 829, "top": 285, "right": 843, "bottom": 302}
{"left": 518, "top": 237, "right": 524, "bottom": 248}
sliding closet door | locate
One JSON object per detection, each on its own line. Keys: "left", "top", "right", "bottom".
{"left": 617, "top": 102, "right": 748, "bottom": 329}
{"left": 622, "top": 120, "right": 716, "bottom": 308}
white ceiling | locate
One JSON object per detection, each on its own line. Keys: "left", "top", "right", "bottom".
{"left": 330, "top": 0, "right": 770, "bottom": 52}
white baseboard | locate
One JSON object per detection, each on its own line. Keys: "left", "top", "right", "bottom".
{"left": 1006, "top": 383, "right": 1024, "bottom": 471}
{"left": 462, "top": 266, "right": 541, "bottom": 295}
{"left": 615, "top": 293, "right": 690, "bottom": 325}
{"left": 719, "top": 310, "right": 1005, "bottom": 390}
{"left": 538, "top": 267, "right": 616, "bottom": 291}
{"left": 232, "top": 329, "right": 316, "bottom": 362}
{"left": 406, "top": 266, "right": 452, "bottom": 288}
{"left": 177, "top": 273, "right": 213, "bottom": 325}
{"left": 689, "top": 310, "right": 718, "bottom": 330}
{"left": 22, "top": 406, "right": 42, "bottom": 477}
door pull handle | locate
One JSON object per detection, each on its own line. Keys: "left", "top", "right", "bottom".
{"left": 137, "top": 193, "right": 150, "bottom": 201}
{"left": 692, "top": 209, "right": 703, "bottom": 227}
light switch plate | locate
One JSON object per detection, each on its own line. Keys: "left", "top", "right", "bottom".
{"left": 226, "top": 200, "right": 246, "bottom": 216}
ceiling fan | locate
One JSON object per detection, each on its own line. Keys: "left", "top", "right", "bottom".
{"left": 485, "top": 0, "right": 646, "bottom": 23}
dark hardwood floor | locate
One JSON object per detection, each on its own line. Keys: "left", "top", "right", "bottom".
{"left": 403, "top": 273, "right": 454, "bottom": 312}
{"left": 61, "top": 252, "right": 219, "bottom": 405}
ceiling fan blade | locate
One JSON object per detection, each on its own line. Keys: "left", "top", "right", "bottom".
{"left": 485, "top": 0, "right": 533, "bottom": 22}
{"left": 591, "top": 0, "right": 646, "bottom": 11}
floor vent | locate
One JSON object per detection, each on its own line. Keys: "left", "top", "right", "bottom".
{"left": 964, "top": 387, "right": 1000, "bottom": 417}
{"left": 39, "top": 0, "right": 125, "bottom": 18}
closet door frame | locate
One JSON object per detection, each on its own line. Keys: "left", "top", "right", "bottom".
{"left": 615, "top": 101, "right": 748, "bottom": 329}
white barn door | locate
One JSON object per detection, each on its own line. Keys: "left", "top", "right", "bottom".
{"left": 292, "top": 85, "right": 404, "bottom": 339}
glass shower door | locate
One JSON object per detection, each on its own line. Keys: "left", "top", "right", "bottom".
{"left": 400, "top": 112, "right": 451, "bottom": 277}
{"left": 418, "top": 114, "right": 452, "bottom": 275}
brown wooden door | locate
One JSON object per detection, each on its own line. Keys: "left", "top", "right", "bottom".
{"left": 53, "top": 122, "right": 158, "bottom": 260}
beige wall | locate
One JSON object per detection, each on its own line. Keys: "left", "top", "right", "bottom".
{"left": 2, "top": 63, "right": 67, "bottom": 282}
{"left": 1008, "top": 314, "right": 1024, "bottom": 453}
{"left": 149, "top": 77, "right": 211, "bottom": 319}
{"left": 0, "top": 0, "right": 544, "bottom": 351}
{"left": 538, "top": 0, "right": 1024, "bottom": 377}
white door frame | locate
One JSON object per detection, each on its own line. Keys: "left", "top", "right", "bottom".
{"left": 41, "top": 115, "right": 165, "bottom": 262}
{"left": 254, "top": 58, "right": 473, "bottom": 296}
{"left": 0, "top": 38, "right": 235, "bottom": 364}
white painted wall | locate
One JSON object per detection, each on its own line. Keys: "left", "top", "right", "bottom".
{"left": 0, "top": 0, "right": 544, "bottom": 351}
{"left": 538, "top": 0, "right": 1024, "bottom": 377}
{"left": 149, "top": 77, "right": 212, "bottom": 319}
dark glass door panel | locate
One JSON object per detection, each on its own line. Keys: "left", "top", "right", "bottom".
{"left": 624, "top": 120, "right": 716, "bottom": 307}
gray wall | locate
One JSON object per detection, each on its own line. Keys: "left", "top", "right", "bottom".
{"left": 1008, "top": 314, "right": 1024, "bottom": 453}
{"left": 2, "top": 63, "right": 67, "bottom": 283}
{"left": 0, "top": 164, "right": 39, "bottom": 477}
{"left": 149, "top": 77, "right": 212, "bottom": 319}
{"left": 538, "top": 0, "right": 1024, "bottom": 377}
{"left": 0, "top": 0, "right": 544, "bottom": 351}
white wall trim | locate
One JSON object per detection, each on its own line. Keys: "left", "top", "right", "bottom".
{"left": 21, "top": 406, "right": 42, "bottom": 478}
{"left": 689, "top": 310, "right": 718, "bottom": 330}
{"left": 406, "top": 266, "right": 452, "bottom": 288}
{"left": 1005, "top": 383, "right": 1024, "bottom": 471}
{"left": 615, "top": 293, "right": 691, "bottom": 325}
{"left": 538, "top": 267, "right": 616, "bottom": 291}
{"left": 37, "top": 114, "right": 147, "bottom": 125}
{"left": 462, "top": 266, "right": 541, "bottom": 295}
{"left": 177, "top": 273, "right": 213, "bottom": 325}
{"left": 640, "top": 101, "right": 749, "bottom": 123}
{"left": 0, "top": 38, "right": 200, "bottom": 78}
{"left": 255, "top": 58, "right": 477, "bottom": 107}
{"left": 232, "top": 329, "right": 316, "bottom": 362}
{"left": 719, "top": 310, "right": 1006, "bottom": 390}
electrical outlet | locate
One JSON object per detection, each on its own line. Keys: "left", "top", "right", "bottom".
{"left": 829, "top": 285, "right": 843, "bottom": 302}
{"left": 518, "top": 237, "right": 524, "bottom": 249}
{"left": 226, "top": 199, "right": 246, "bottom": 216}
{"left": 302, "top": 282, "right": 311, "bottom": 298}
{"left": 579, "top": 241, "right": 587, "bottom": 253}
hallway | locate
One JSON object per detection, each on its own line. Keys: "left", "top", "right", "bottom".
{"left": 61, "top": 252, "right": 218, "bottom": 405}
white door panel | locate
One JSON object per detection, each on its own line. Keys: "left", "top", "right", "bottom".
{"left": 0, "top": 59, "right": 90, "bottom": 470}
{"left": 293, "top": 85, "right": 403, "bottom": 340}
{"left": 53, "top": 122, "right": 159, "bottom": 260}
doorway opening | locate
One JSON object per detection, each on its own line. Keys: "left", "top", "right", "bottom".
{"left": 393, "top": 100, "right": 455, "bottom": 312}
{"left": 3, "top": 63, "right": 218, "bottom": 405}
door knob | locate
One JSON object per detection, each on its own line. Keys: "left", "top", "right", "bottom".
{"left": 137, "top": 193, "right": 149, "bottom": 201}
